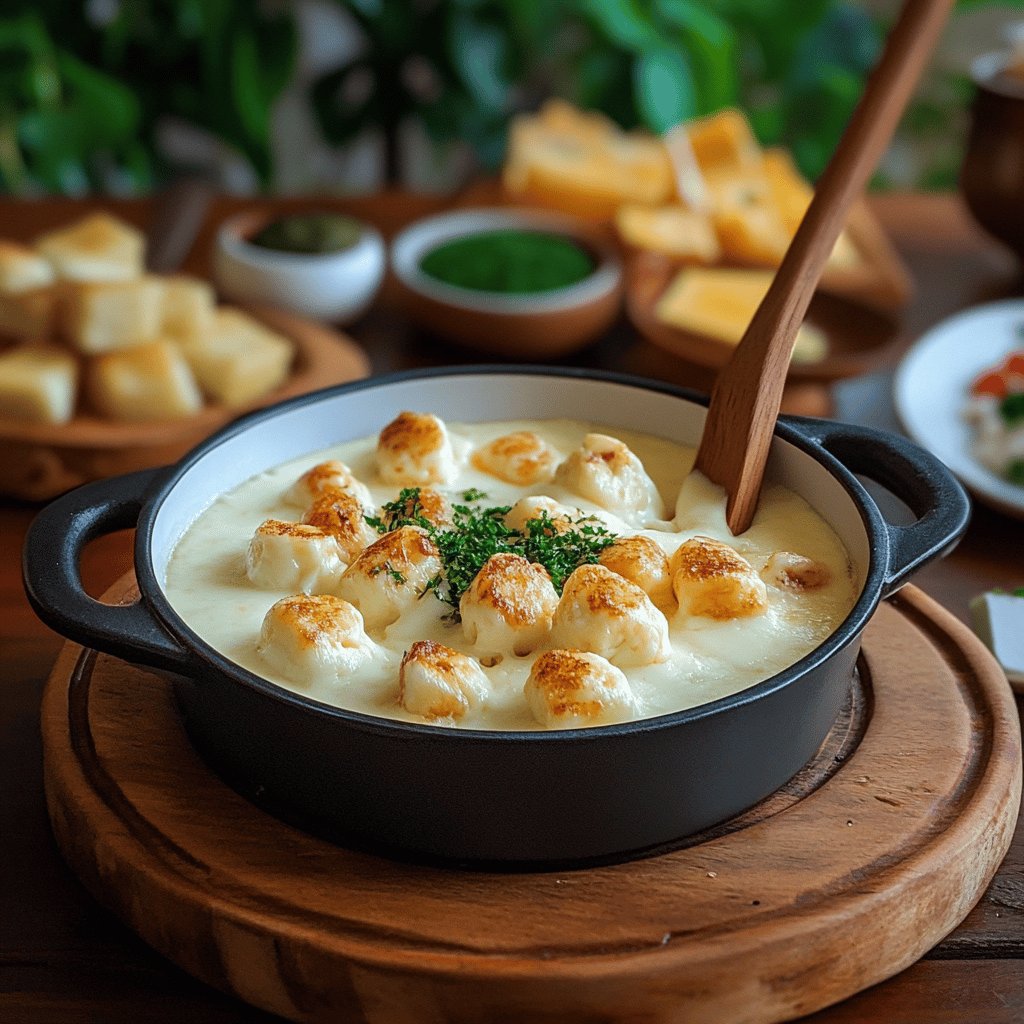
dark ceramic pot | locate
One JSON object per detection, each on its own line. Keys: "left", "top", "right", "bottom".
{"left": 24, "top": 369, "right": 969, "bottom": 868}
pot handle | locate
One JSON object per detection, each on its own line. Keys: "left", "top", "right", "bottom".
{"left": 23, "top": 467, "right": 196, "bottom": 675}
{"left": 787, "top": 417, "right": 971, "bottom": 598}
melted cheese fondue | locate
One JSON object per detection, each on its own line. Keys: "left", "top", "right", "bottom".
{"left": 165, "top": 417, "right": 859, "bottom": 730}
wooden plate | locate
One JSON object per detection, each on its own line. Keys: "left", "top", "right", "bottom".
{"left": 0, "top": 304, "right": 369, "bottom": 501}
{"left": 41, "top": 583, "right": 1021, "bottom": 1024}
{"left": 627, "top": 252, "right": 903, "bottom": 384}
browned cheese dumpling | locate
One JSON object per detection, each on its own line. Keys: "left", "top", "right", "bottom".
{"left": 760, "top": 551, "right": 831, "bottom": 591}
{"left": 459, "top": 552, "right": 559, "bottom": 657}
{"left": 245, "top": 519, "right": 347, "bottom": 593}
{"left": 524, "top": 649, "right": 637, "bottom": 728}
{"left": 376, "top": 411, "right": 456, "bottom": 486}
{"left": 398, "top": 640, "right": 490, "bottom": 721}
{"left": 285, "top": 460, "right": 373, "bottom": 509}
{"left": 551, "top": 563, "right": 670, "bottom": 668}
{"left": 555, "top": 433, "right": 664, "bottom": 521}
{"left": 257, "top": 594, "right": 376, "bottom": 687}
{"left": 471, "top": 430, "right": 556, "bottom": 486}
{"left": 504, "top": 495, "right": 577, "bottom": 534}
{"left": 336, "top": 526, "right": 443, "bottom": 631}
{"left": 671, "top": 536, "right": 768, "bottom": 620}
{"left": 303, "top": 490, "right": 377, "bottom": 562}
{"left": 598, "top": 534, "right": 674, "bottom": 609}
{"left": 380, "top": 487, "right": 452, "bottom": 529}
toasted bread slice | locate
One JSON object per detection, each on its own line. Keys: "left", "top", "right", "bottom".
{"left": 0, "top": 287, "right": 58, "bottom": 340}
{"left": 0, "top": 241, "right": 56, "bottom": 294}
{"left": 61, "top": 277, "right": 164, "bottom": 354}
{"left": 0, "top": 344, "right": 78, "bottom": 423}
{"left": 35, "top": 212, "right": 145, "bottom": 282}
{"left": 87, "top": 339, "right": 203, "bottom": 421}
{"left": 160, "top": 274, "right": 215, "bottom": 342}
{"left": 178, "top": 308, "right": 292, "bottom": 409}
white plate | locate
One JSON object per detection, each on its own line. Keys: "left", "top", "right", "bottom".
{"left": 894, "top": 299, "right": 1024, "bottom": 519}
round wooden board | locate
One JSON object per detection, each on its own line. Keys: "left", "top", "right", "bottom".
{"left": 0, "top": 303, "right": 369, "bottom": 501}
{"left": 41, "top": 583, "right": 1021, "bottom": 1024}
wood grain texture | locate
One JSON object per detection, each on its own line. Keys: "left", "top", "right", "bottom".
{"left": 695, "top": 0, "right": 955, "bottom": 533}
{"left": 0, "top": 305, "right": 369, "bottom": 501}
{"left": 39, "top": 581, "right": 1021, "bottom": 1024}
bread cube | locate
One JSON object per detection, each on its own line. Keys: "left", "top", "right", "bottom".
{"left": 686, "top": 109, "right": 763, "bottom": 177}
{"left": 178, "top": 308, "right": 292, "bottom": 409}
{"left": 0, "top": 241, "right": 56, "bottom": 294}
{"left": 61, "top": 277, "right": 164, "bottom": 354}
{"left": 86, "top": 340, "right": 203, "bottom": 421}
{"left": 35, "top": 212, "right": 145, "bottom": 282}
{"left": 160, "top": 275, "right": 215, "bottom": 342}
{"left": 0, "top": 287, "right": 58, "bottom": 340}
{"left": 615, "top": 204, "right": 721, "bottom": 264}
{"left": 0, "top": 345, "right": 78, "bottom": 424}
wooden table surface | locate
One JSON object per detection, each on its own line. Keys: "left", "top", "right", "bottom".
{"left": 2, "top": 190, "right": 1023, "bottom": 1023}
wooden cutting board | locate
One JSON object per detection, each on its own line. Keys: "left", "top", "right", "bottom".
{"left": 40, "top": 582, "right": 1021, "bottom": 1024}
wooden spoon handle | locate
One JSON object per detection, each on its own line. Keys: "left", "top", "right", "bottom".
{"left": 694, "top": 0, "right": 954, "bottom": 534}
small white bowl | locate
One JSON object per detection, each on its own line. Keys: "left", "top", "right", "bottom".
{"left": 214, "top": 211, "right": 385, "bottom": 324}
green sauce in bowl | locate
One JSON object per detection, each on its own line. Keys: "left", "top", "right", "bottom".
{"left": 250, "top": 213, "right": 363, "bottom": 255}
{"left": 419, "top": 229, "right": 596, "bottom": 294}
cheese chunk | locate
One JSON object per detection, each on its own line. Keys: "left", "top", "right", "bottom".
{"left": 525, "top": 649, "right": 637, "bottom": 728}
{"left": 399, "top": 640, "right": 490, "bottom": 721}
{"left": 61, "top": 278, "right": 164, "bottom": 354}
{"left": 245, "top": 520, "right": 347, "bottom": 594}
{"left": 555, "top": 433, "right": 664, "bottom": 522}
{"left": 552, "top": 563, "right": 670, "bottom": 668}
{"left": 376, "top": 411, "right": 457, "bottom": 486}
{"left": 86, "top": 340, "right": 203, "bottom": 421}
{"left": 471, "top": 431, "right": 556, "bottom": 486}
{"left": 285, "top": 460, "right": 373, "bottom": 510}
{"left": 0, "top": 242, "right": 55, "bottom": 293}
{"left": 302, "top": 490, "right": 377, "bottom": 562}
{"left": 35, "top": 212, "right": 145, "bottom": 282}
{"left": 0, "top": 345, "right": 78, "bottom": 424}
{"left": 671, "top": 536, "right": 768, "bottom": 620}
{"left": 178, "top": 308, "right": 292, "bottom": 409}
{"left": 257, "top": 594, "right": 376, "bottom": 688}
{"left": 654, "top": 267, "right": 827, "bottom": 362}
{"left": 336, "top": 526, "right": 443, "bottom": 631}
{"left": 460, "top": 553, "right": 558, "bottom": 657}
{"left": 160, "top": 275, "right": 215, "bottom": 342}
{"left": 599, "top": 534, "right": 674, "bottom": 609}
{"left": 0, "top": 288, "right": 58, "bottom": 340}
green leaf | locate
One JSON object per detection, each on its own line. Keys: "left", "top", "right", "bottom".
{"left": 633, "top": 47, "right": 696, "bottom": 132}
{"left": 578, "top": 0, "right": 660, "bottom": 52}
{"left": 448, "top": 11, "right": 510, "bottom": 112}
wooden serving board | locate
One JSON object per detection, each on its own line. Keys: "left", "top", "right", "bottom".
{"left": 41, "top": 583, "right": 1021, "bottom": 1024}
{"left": 0, "top": 304, "right": 369, "bottom": 501}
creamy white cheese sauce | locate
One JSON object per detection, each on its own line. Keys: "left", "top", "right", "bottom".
{"left": 165, "top": 419, "right": 858, "bottom": 730}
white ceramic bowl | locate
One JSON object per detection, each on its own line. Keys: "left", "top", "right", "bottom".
{"left": 213, "top": 211, "right": 385, "bottom": 324}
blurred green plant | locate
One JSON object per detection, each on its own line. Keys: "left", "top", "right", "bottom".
{"left": 0, "top": 0, "right": 1010, "bottom": 195}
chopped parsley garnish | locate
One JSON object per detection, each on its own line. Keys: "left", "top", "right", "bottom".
{"left": 365, "top": 487, "right": 616, "bottom": 617}
{"left": 369, "top": 561, "right": 406, "bottom": 584}
{"left": 999, "top": 393, "right": 1024, "bottom": 426}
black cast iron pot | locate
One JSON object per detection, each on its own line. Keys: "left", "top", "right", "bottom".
{"left": 24, "top": 369, "right": 970, "bottom": 868}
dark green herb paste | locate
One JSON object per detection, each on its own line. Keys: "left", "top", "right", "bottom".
{"left": 250, "top": 213, "right": 363, "bottom": 254}
{"left": 419, "top": 229, "right": 596, "bottom": 294}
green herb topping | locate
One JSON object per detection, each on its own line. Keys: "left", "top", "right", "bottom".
{"left": 364, "top": 487, "right": 616, "bottom": 616}
{"left": 999, "top": 392, "right": 1024, "bottom": 426}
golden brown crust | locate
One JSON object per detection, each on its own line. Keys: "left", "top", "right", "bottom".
{"left": 527, "top": 649, "right": 605, "bottom": 720}
{"left": 671, "top": 536, "right": 767, "bottom": 620}
{"left": 270, "top": 594, "right": 362, "bottom": 648}
{"left": 303, "top": 491, "right": 374, "bottom": 560}
{"left": 563, "top": 563, "right": 647, "bottom": 618}
{"left": 670, "top": 535, "right": 752, "bottom": 581}
{"left": 599, "top": 535, "right": 673, "bottom": 606}
{"left": 360, "top": 524, "right": 439, "bottom": 567}
{"left": 466, "top": 553, "right": 556, "bottom": 628}
{"left": 255, "top": 519, "right": 326, "bottom": 539}
{"left": 761, "top": 551, "right": 831, "bottom": 591}
{"left": 471, "top": 431, "right": 556, "bottom": 485}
